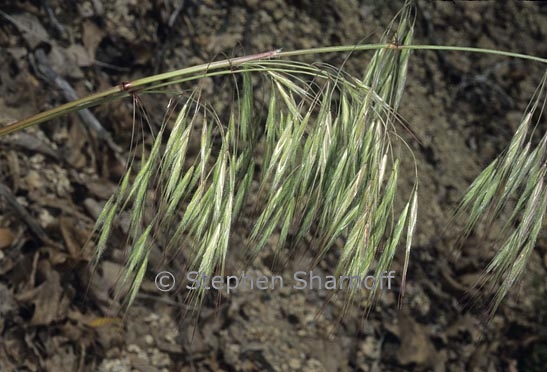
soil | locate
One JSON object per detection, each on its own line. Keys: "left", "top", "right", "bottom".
{"left": 1, "top": 1, "right": 547, "bottom": 371}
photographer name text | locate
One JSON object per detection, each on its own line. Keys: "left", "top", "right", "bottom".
{"left": 184, "top": 270, "right": 396, "bottom": 294}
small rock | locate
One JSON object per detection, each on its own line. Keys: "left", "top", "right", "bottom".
{"left": 127, "top": 344, "right": 141, "bottom": 354}
{"left": 289, "top": 358, "right": 302, "bottom": 370}
{"left": 360, "top": 337, "right": 379, "bottom": 359}
{"left": 150, "top": 349, "right": 170, "bottom": 367}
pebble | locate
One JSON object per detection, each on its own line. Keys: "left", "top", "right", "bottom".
{"left": 360, "top": 337, "right": 379, "bottom": 359}
{"left": 150, "top": 349, "right": 170, "bottom": 367}
{"left": 127, "top": 344, "right": 140, "bottom": 354}
{"left": 288, "top": 358, "right": 302, "bottom": 370}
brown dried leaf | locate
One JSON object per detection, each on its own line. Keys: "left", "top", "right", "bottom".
{"left": 15, "top": 260, "right": 69, "bottom": 325}
{"left": 83, "top": 260, "right": 126, "bottom": 315}
{"left": 59, "top": 216, "right": 92, "bottom": 261}
{"left": 82, "top": 20, "right": 105, "bottom": 59}
{"left": 42, "top": 247, "right": 69, "bottom": 266}
{"left": 2, "top": 327, "right": 40, "bottom": 371}
{"left": 47, "top": 44, "right": 84, "bottom": 79}
{"left": 8, "top": 13, "right": 49, "bottom": 49}
{"left": 0, "top": 253, "right": 16, "bottom": 275}
{"left": 0, "top": 132, "right": 60, "bottom": 160}
{"left": 65, "top": 121, "right": 89, "bottom": 168}
{"left": 66, "top": 44, "right": 94, "bottom": 67}
{"left": 43, "top": 345, "right": 78, "bottom": 371}
{"left": 0, "top": 227, "right": 15, "bottom": 249}
{"left": 86, "top": 180, "right": 118, "bottom": 200}
{"left": 6, "top": 46, "right": 27, "bottom": 60}
{"left": 0, "top": 283, "right": 17, "bottom": 318}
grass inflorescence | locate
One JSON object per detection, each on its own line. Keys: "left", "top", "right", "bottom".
{"left": 2, "top": 1, "right": 547, "bottom": 318}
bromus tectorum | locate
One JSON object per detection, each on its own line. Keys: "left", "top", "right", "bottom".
{"left": 2, "top": 1, "right": 547, "bottom": 319}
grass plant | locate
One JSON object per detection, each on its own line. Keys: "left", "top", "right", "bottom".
{"left": 2, "top": 2, "right": 547, "bottom": 317}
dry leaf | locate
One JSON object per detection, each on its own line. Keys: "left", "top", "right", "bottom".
{"left": 86, "top": 180, "right": 117, "bottom": 200}
{"left": 59, "top": 216, "right": 92, "bottom": 261}
{"left": 66, "top": 44, "right": 94, "bottom": 67}
{"left": 65, "top": 120, "right": 89, "bottom": 168}
{"left": 0, "top": 132, "right": 60, "bottom": 160}
{"left": 47, "top": 45, "right": 84, "bottom": 79}
{"left": 82, "top": 20, "right": 105, "bottom": 59}
{"left": 0, "top": 228, "right": 15, "bottom": 249}
{"left": 0, "top": 283, "right": 17, "bottom": 316}
{"left": 15, "top": 260, "right": 69, "bottom": 325}
{"left": 8, "top": 13, "right": 49, "bottom": 48}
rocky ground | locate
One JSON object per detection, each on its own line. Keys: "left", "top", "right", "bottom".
{"left": 1, "top": 1, "right": 547, "bottom": 371}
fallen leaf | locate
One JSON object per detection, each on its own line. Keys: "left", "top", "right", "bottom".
{"left": 64, "top": 120, "right": 89, "bottom": 168}
{"left": 66, "top": 44, "right": 94, "bottom": 67}
{"left": 47, "top": 44, "right": 84, "bottom": 79}
{"left": 82, "top": 20, "right": 105, "bottom": 59}
{"left": 59, "top": 216, "right": 92, "bottom": 261}
{"left": 15, "top": 260, "right": 69, "bottom": 325}
{"left": 43, "top": 342, "right": 78, "bottom": 371}
{"left": 0, "top": 227, "right": 15, "bottom": 249}
{"left": 0, "top": 283, "right": 17, "bottom": 321}
{"left": 0, "top": 131, "right": 60, "bottom": 160}
{"left": 2, "top": 327, "right": 41, "bottom": 371}
{"left": 86, "top": 180, "right": 117, "bottom": 200}
{"left": 7, "top": 13, "right": 49, "bottom": 48}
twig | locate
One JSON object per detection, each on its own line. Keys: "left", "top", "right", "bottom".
{"left": 168, "top": 0, "right": 186, "bottom": 28}
{"left": 0, "top": 182, "right": 62, "bottom": 250}
{"left": 42, "top": 0, "right": 66, "bottom": 38}
{"left": 32, "top": 48, "right": 122, "bottom": 154}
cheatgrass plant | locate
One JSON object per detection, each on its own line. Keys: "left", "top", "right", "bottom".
{"left": 454, "top": 72, "right": 547, "bottom": 317}
{"left": 2, "top": 1, "right": 547, "bottom": 317}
